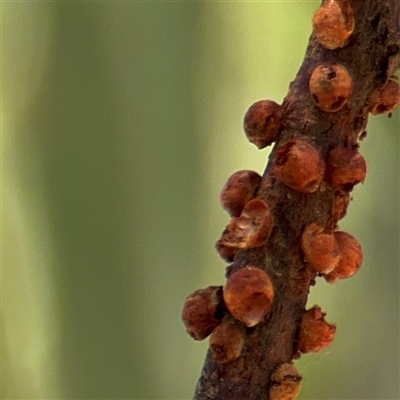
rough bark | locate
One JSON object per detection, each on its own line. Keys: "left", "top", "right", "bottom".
{"left": 192, "top": 1, "right": 399, "bottom": 399}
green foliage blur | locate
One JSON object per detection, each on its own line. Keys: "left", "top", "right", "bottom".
{"left": 3, "top": 2, "right": 398, "bottom": 399}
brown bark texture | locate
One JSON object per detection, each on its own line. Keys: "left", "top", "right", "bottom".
{"left": 191, "top": 1, "right": 399, "bottom": 399}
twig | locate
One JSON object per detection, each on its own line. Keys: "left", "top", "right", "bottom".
{"left": 183, "top": 1, "right": 400, "bottom": 399}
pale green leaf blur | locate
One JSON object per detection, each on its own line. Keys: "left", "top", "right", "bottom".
{"left": 2, "top": 2, "right": 398, "bottom": 399}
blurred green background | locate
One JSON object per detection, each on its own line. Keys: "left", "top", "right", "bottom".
{"left": 2, "top": 2, "right": 398, "bottom": 399}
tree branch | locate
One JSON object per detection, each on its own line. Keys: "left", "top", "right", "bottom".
{"left": 183, "top": 1, "right": 400, "bottom": 399}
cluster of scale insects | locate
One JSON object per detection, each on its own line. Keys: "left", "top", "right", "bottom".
{"left": 182, "top": 1, "right": 400, "bottom": 399}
